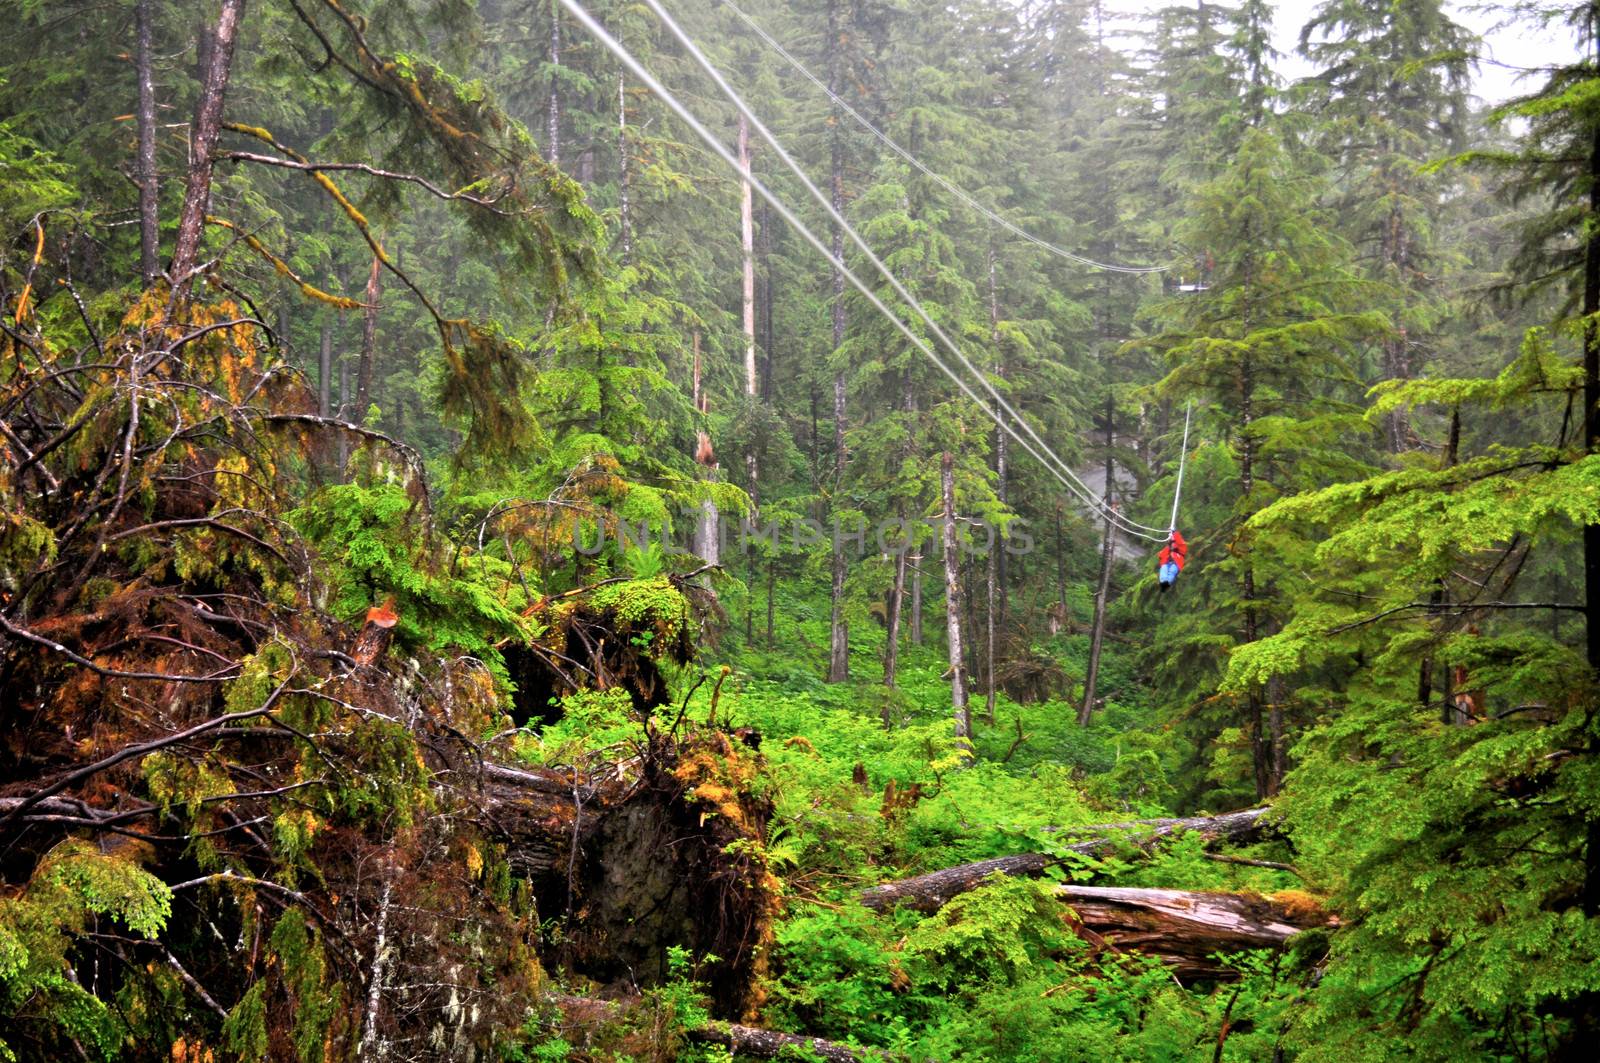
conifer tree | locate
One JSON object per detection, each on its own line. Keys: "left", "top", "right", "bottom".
{"left": 1300, "top": 0, "right": 1475, "bottom": 452}
{"left": 1138, "top": 126, "right": 1378, "bottom": 799}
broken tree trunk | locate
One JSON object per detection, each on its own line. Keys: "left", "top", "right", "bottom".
{"left": 859, "top": 807, "right": 1272, "bottom": 914}
{"left": 474, "top": 731, "right": 777, "bottom": 1020}
{"left": 350, "top": 599, "right": 399, "bottom": 667}
{"left": 169, "top": 0, "right": 246, "bottom": 300}
{"left": 1058, "top": 885, "right": 1334, "bottom": 979}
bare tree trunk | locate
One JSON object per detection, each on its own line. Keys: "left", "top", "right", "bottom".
{"left": 910, "top": 548, "right": 923, "bottom": 645}
{"left": 355, "top": 254, "right": 380, "bottom": 415}
{"left": 985, "top": 546, "right": 997, "bottom": 726}
{"left": 825, "top": 9, "right": 849, "bottom": 683}
{"left": 989, "top": 246, "right": 1008, "bottom": 625}
{"left": 169, "top": 0, "right": 246, "bottom": 302}
{"left": 318, "top": 316, "right": 333, "bottom": 418}
{"left": 1053, "top": 885, "right": 1332, "bottom": 980}
{"left": 357, "top": 877, "right": 393, "bottom": 1061}
{"left": 337, "top": 357, "right": 350, "bottom": 471}
{"left": 883, "top": 531, "right": 906, "bottom": 698}
{"left": 827, "top": 368, "right": 848, "bottom": 681}
{"left": 942, "top": 451, "right": 970, "bottom": 744}
{"left": 1055, "top": 503, "right": 1068, "bottom": 622}
{"left": 691, "top": 331, "right": 720, "bottom": 573}
{"left": 739, "top": 114, "right": 758, "bottom": 504}
{"left": 546, "top": 0, "right": 561, "bottom": 167}
{"left": 617, "top": 72, "right": 631, "bottom": 264}
{"left": 275, "top": 289, "right": 291, "bottom": 363}
{"left": 692, "top": 329, "right": 703, "bottom": 416}
{"left": 1267, "top": 673, "right": 1286, "bottom": 790}
{"left": 765, "top": 555, "right": 775, "bottom": 647}
{"left": 134, "top": 0, "right": 161, "bottom": 286}
{"left": 760, "top": 200, "right": 775, "bottom": 402}
{"left": 1422, "top": 406, "right": 1462, "bottom": 716}
{"left": 1080, "top": 394, "right": 1116, "bottom": 726}
{"left": 1380, "top": 161, "right": 1413, "bottom": 452}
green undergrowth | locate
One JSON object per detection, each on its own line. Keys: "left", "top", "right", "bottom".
{"left": 502, "top": 571, "right": 1314, "bottom": 1060}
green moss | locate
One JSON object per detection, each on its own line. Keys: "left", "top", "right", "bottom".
{"left": 586, "top": 576, "right": 693, "bottom": 644}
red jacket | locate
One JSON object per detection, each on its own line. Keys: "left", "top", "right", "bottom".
{"left": 1158, "top": 531, "right": 1188, "bottom": 570}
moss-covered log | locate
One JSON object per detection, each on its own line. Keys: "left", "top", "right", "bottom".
{"left": 858, "top": 807, "right": 1273, "bottom": 914}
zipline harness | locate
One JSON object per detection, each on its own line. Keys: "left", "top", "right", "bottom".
{"left": 1158, "top": 403, "right": 1192, "bottom": 592}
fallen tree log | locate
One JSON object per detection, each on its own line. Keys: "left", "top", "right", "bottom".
{"left": 860, "top": 807, "right": 1273, "bottom": 913}
{"left": 1057, "top": 885, "right": 1335, "bottom": 979}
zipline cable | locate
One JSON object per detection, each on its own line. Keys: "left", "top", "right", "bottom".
{"left": 638, "top": 0, "right": 1172, "bottom": 539}
{"left": 556, "top": 0, "right": 1168, "bottom": 542}
{"left": 717, "top": 0, "right": 1171, "bottom": 275}
{"left": 1168, "top": 401, "right": 1191, "bottom": 533}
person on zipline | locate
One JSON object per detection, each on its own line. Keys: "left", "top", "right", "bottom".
{"left": 1157, "top": 530, "right": 1187, "bottom": 592}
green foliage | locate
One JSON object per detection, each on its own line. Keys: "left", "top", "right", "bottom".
{"left": 0, "top": 89, "right": 75, "bottom": 225}
{"left": 5, "top": 0, "right": 1597, "bottom": 1059}
{"left": 292, "top": 480, "right": 533, "bottom": 660}
{"left": 269, "top": 910, "right": 344, "bottom": 1063}
{"left": 0, "top": 842, "right": 175, "bottom": 1061}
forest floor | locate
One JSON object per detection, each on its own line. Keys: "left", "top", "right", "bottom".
{"left": 508, "top": 573, "right": 1317, "bottom": 1060}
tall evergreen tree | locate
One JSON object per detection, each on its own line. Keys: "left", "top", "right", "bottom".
{"left": 1138, "top": 126, "right": 1379, "bottom": 799}
{"left": 1300, "top": 0, "right": 1475, "bottom": 451}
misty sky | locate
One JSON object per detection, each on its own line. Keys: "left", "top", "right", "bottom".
{"left": 1116, "top": 0, "right": 1580, "bottom": 104}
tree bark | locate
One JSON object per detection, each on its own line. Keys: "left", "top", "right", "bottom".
{"left": 169, "top": 0, "right": 246, "bottom": 302}
{"left": 883, "top": 536, "right": 906, "bottom": 699}
{"left": 942, "top": 451, "right": 970, "bottom": 743}
{"left": 1080, "top": 394, "right": 1116, "bottom": 726}
{"left": 318, "top": 315, "right": 333, "bottom": 418}
{"left": 860, "top": 807, "right": 1273, "bottom": 914}
{"left": 357, "top": 876, "right": 394, "bottom": 1062}
{"left": 825, "top": 0, "right": 851, "bottom": 685}
{"left": 350, "top": 599, "right": 398, "bottom": 668}
{"left": 760, "top": 199, "right": 775, "bottom": 402}
{"left": 989, "top": 245, "right": 1009, "bottom": 626}
{"left": 355, "top": 254, "right": 381, "bottom": 415}
{"left": 1056, "top": 885, "right": 1333, "bottom": 980}
{"left": 825, "top": 0, "right": 849, "bottom": 684}
{"left": 985, "top": 544, "right": 997, "bottom": 725}
{"left": 617, "top": 72, "right": 631, "bottom": 264}
{"left": 910, "top": 547, "right": 923, "bottom": 645}
{"left": 1055, "top": 503, "right": 1068, "bottom": 623}
{"left": 337, "top": 357, "right": 351, "bottom": 471}
{"left": 134, "top": 0, "right": 161, "bottom": 286}
{"left": 1239, "top": 350, "right": 1279, "bottom": 799}
{"left": 739, "top": 114, "right": 759, "bottom": 504}
{"left": 983, "top": 254, "right": 1000, "bottom": 724}
{"left": 691, "top": 331, "right": 720, "bottom": 574}
{"left": 546, "top": 0, "right": 561, "bottom": 166}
